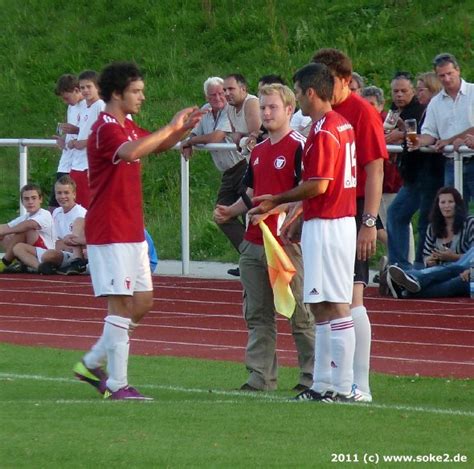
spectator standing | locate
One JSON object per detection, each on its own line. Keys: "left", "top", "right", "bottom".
{"left": 214, "top": 84, "right": 314, "bottom": 392}
{"left": 181, "top": 77, "right": 247, "bottom": 268}
{"left": 223, "top": 73, "right": 261, "bottom": 157}
{"left": 68, "top": 70, "right": 105, "bottom": 209}
{"left": 349, "top": 72, "right": 365, "bottom": 94}
{"left": 50, "top": 74, "right": 84, "bottom": 211}
{"left": 361, "top": 86, "right": 402, "bottom": 248}
{"left": 415, "top": 53, "right": 474, "bottom": 202}
{"left": 221, "top": 73, "right": 261, "bottom": 276}
{"left": 386, "top": 72, "right": 440, "bottom": 269}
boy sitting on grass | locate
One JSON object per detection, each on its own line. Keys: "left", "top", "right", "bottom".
{"left": 0, "top": 184, "right": 54, "bottom": 272}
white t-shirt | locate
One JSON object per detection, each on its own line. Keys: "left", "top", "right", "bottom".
{"left": 57, "top": 100, "right": 85, "bottom": 173}
{"left": 421, "top": 79, "right": 474, "bottom": 156}
{"left": 290, "top": 109, "right": 312, "bottom": 137}
{"left": 191, "top": 103, "right": 245, "bottom": 172}
{"left": 8, "top": 208, "right": 54, "bottom": 249}
{"left": 72, "top": 99, "right": 105, "bottom": 171}
{"left": 52, "top": 203, "right": 87, "bottom": 241}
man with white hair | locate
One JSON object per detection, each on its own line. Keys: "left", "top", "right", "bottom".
{"left": 182, "top": 78, "right": 248, "bottom": 272}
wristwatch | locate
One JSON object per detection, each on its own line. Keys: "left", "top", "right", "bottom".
{"left": 362, "top": 213, "right": 377, "bottom": 228}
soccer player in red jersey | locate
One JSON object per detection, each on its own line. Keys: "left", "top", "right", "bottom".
{"left": 311, "top": 49, "right": 388, "bottom": 402}
{"left": 73, "top": 62, "right": 203, "bottom": 400}
{"left": 251, "top": 63, "right": 359, "bottom": 402}
{"left": 214, "top": 84, "right": 314, "bottom": 392}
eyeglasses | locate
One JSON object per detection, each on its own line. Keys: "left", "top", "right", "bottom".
{"left": 432, "top": 53, "right": 458, "bottom": 67}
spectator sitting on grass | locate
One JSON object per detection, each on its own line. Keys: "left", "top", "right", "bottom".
{"left": 12, "top": 176, "right": 87, "bottom": 275}
{"left": 0, "top": 184, "right": 54, "bottom": 273}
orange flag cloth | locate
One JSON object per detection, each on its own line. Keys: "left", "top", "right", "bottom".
{"left": 259, "top": 221, "right": 296, "bottom": 318}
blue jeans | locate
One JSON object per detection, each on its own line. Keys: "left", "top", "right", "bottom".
{"left": 387, "top": 178, "right": 440, "bottom": 269}
{"left": 404, "top": 247, "right": 473, "bottom": 298}
{"left": 445, "top": 158, "right": 474, "bottom": 203}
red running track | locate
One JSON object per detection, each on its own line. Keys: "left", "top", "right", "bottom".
{"left": 0, "top": 274, "right": 472, "bottom": 379}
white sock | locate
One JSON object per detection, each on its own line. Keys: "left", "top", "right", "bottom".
{"left": 83, "top": 335, "right": 107, "bottom": 369}
{"left": 330, "top": 317, "right": 355, "bottom": 395}
{"left": 351, "top": 305, "right": 371, "bottom": 396}
{"left": 311, "top": 322, "right": 332, "bottom": 394}
{"left": 103, "top": 315, "right": 131, "bottom": 392}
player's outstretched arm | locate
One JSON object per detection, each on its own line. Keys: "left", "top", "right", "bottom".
{"left": 118, "top": 107, "right": 205, "bottom": 162}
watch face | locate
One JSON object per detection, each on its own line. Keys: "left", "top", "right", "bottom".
{"left": 364, "top": 218, "right": 376, "bottom": 227}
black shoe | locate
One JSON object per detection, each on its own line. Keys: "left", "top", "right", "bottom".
{"left": 292, "top": 383, "right": 310, "bottom": 392}
{"left": 38, "top": 262, "right": 57, "bottom": 275}
{"left": 293, "top": 388, "right": 328, "bottom": 401}
{"left": 386, "top": 271, "right": 404, "bottom": 299}
{"left": 57, "top": 258, "right": 87, "bottom": 275}
{"left": 378, "top": 262, "right": 390, "bottom": 296}
{"left": 239, "top": 383, "right": 261, "bottom": 392}
{"left": 227, "top": 267, "right": 240, "bottom": 277}
{"left": 388, "top": 265, "right": 421, "bottom": 293}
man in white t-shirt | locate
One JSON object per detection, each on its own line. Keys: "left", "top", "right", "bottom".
{"left": 0, "top": 184, "right": 54, "bottom": 272}
{"left": 68, "top": 70, "right": 105, "bottom": 209}
{"left": 49, "top": 74, "right": 84, "bottom": 211}
{"left": 413, "top": 52, "right": 474, "bottom": 202}
{"left": 12, "top": 176, "right": 87, "bottom": 275}
{"left": 181, "top": 77, "right": 248, "bottom": 267}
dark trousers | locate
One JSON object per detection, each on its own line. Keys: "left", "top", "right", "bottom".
{"left": 216, "top": 160, "right": 248, "bottom": 252}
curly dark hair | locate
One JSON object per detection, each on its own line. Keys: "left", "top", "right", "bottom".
{"left": 429, "top": 186, "right": 466, "bottom": 238}
{"left": 98, "top": 62, "right": 144, "bottom": 103}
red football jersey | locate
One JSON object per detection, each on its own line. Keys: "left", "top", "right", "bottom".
{"left": 302, "top": 111, "right": 356, "bottom": 220}
{"left": 85, "top": 112, "right": 150, "bottom": 244}
{"left": 245, "top": 130, "right": 305, "bottom": 245}
{"left": 333, "top": 92, "right": 388, "bottom": 198}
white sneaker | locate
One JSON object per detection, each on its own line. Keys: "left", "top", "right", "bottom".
{"left": 351, "top": 384, "right": 372, "bottom": 403}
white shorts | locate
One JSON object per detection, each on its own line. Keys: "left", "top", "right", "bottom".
{"left": 302, "top": 217, "right": 356, "bottom": 304}
{"left": 87, "top": 242, "right": 152, "bottom": 297}
{"left": 35, "top": 247, "right": 74, "bottom": 268}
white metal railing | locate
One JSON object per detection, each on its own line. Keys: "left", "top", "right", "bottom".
{"left": 0, "top": 138, "right": 471, "bottom": 274}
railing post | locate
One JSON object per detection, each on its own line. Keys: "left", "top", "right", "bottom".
{"left": 453, "top": 151, "right": 463, "bottom": 198}
{"left": 180, "top": 152, "right": 190, "bottom": 275}
{"left": 19, "top": 142, "right": 28, "bottom": 216}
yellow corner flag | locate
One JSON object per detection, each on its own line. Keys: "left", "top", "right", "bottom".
{"left": 259, "top": 221, "right": 296, "bottom": 318}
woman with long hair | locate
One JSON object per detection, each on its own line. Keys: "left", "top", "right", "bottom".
{"left": 386, "top": 187, "right": 473, "bottom": 298}
{"left": 423, "top": 186, "right": 473, "bottom": 266}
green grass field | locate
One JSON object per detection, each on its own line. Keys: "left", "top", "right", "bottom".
{"left": 0, "top": 343, "right": 472, "bottom": 468}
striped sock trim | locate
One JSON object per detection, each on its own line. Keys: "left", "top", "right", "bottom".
{"left": 331, "top": 319, "right": 354, "bottom": 331}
